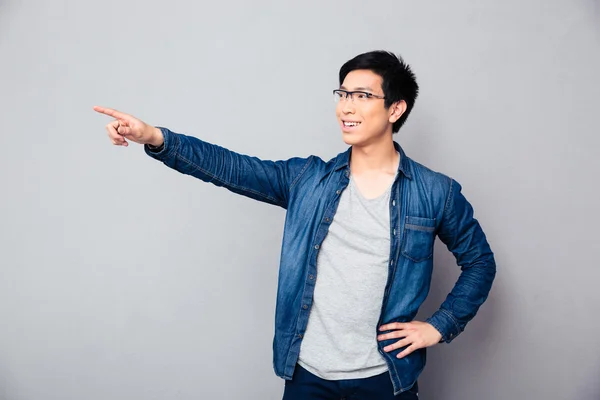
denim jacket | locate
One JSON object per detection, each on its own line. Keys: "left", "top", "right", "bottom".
{"left": 145, "top": 127, "right": 496, "bottom": 395}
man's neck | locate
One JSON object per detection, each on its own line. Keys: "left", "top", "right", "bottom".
{"left": 350, "top": 136, "right": 399, "bottom": 176}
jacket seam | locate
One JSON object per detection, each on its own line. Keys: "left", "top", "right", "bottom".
{"left": 381, "top": 350, "right": 402, "bottom": 390}
{"left": 383, "top": 180, "right": 403, "bottom": 391}
{"left": 441, "top": 178, "right": 455, "bottom": 222}
{"left": 289, "top": 156, "right": 314, "bottom": 193}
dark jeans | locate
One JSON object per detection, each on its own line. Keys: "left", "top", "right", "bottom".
{"left": 282, "top": 364, "right": 419, "bottom": 400}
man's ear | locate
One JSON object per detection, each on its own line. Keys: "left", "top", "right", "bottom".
{"left": 389, "top": 100, "right": 407, "bottom": 123}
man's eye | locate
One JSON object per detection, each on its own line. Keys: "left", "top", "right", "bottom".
{"left": 356, "top": 93, "right": 367, "bottom": 99}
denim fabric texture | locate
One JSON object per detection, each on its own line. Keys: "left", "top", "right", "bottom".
{"left": 145, "top": 127, "right": 496, "bottom": 395}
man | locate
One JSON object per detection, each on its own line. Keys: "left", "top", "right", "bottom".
{"left": 94, "top": 50, "right": 496, "bottom": 399}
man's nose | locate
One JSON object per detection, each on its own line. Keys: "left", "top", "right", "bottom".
{"left": 342, "top": 98, "right": 355, "bottom": 114}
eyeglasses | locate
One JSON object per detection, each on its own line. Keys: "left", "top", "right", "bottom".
{"left": 333, "top": 89, "right": 386, "bottom": 103}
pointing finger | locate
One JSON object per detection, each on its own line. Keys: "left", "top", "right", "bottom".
{"left": 93, "top": 105, "right": 128, "bottom": 120}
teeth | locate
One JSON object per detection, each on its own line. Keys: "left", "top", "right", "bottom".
{"left": 344, "top": 121, "right": 360, "bottom": 126}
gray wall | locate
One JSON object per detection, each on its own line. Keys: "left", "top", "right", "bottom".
{"left": 1, "top": 0, "right": 599, "bottom": 399}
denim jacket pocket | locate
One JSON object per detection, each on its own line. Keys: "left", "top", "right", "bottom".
{"left": 401, "top": 216, "right": 436, "bottom": 263}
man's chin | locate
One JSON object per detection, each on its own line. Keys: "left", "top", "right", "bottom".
{"left": 341, "top": 132, "right": 363, "bottom": 146}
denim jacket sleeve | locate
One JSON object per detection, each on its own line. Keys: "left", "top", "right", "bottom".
{"left": 144, "top": 127, "right": 312, "bottom": 209}
{"left": 425, "top": 179, "right": 496, "bottom": 343}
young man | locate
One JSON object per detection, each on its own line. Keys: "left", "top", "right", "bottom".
{"left": 94, "top": 50, "right": 496, "bottom": 399}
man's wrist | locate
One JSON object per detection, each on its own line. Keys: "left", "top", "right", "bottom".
{"left": 148, "top": 127, "right": 165, "bottom": 147}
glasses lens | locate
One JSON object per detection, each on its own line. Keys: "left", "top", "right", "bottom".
{"left": 334, "top": 90, "right": 347, "bottom": 103}
{"left": 354, "top": 92, "right": 369, "bottom": 101}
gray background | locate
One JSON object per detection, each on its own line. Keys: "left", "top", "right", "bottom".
{"left": 1, "top": 0, "right": 599, "bottom": 399}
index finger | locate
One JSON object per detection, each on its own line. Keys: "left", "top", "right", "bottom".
{"left": 93, "top": 105, "right": 128, "bottom": 120}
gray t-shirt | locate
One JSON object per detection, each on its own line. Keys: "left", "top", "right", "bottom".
{"left": 297, "top": 174, "right": 393, "bottom": 380}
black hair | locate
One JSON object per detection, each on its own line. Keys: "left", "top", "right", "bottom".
{"left": 339, "top": 50, "right": 419, "bottom": 133}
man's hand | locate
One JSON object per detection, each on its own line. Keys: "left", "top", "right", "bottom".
{"left": 377, "top": 321, "right": 443, "bottom": 359}
{"left": 93, "top": 106, "right": 163, "bottom": 147}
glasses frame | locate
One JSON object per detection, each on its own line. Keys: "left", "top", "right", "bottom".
{"left": 333, "top": 89, "right": 386, "bottom": 103}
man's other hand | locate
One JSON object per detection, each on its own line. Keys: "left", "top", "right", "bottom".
{"left": 377, "top": 321, "right": 443, "bottom": 359}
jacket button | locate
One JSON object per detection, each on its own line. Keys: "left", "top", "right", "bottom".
{"left": 298, "top": 334, "right": 303, "bottom": 338}
{"left": 309, "top": 275, "right": 314, "bottom": 280}
{"left": 303, "top": 304, "right": 308, "bottom": 310}
{"left": 336, "top": 190, "right": 341, "bottom": 195}
{"left": 392, "top": 200, "right": 396, "bottom": 206}
{"left": 314, "top": 244, "right": 320, "bottom": 250}
{"left": 325, "top": 217, "right": 330, "bottom": 222}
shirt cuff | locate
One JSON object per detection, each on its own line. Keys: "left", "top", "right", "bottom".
{"left": 144, "top": 127, "right": 173, "bottom": 159}
{"left": 147, "top": 142, "right": 164, "bottom": 152}
{"left": 425, "top": 309, "right": 461, "bottom": 344}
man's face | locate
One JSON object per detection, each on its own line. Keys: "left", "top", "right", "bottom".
{"left": 336, "top": 69, "right": 396, "bottom": 147}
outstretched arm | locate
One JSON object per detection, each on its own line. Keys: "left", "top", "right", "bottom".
{"left": 94, "top": 106, "right": 311, "bottom": 209}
